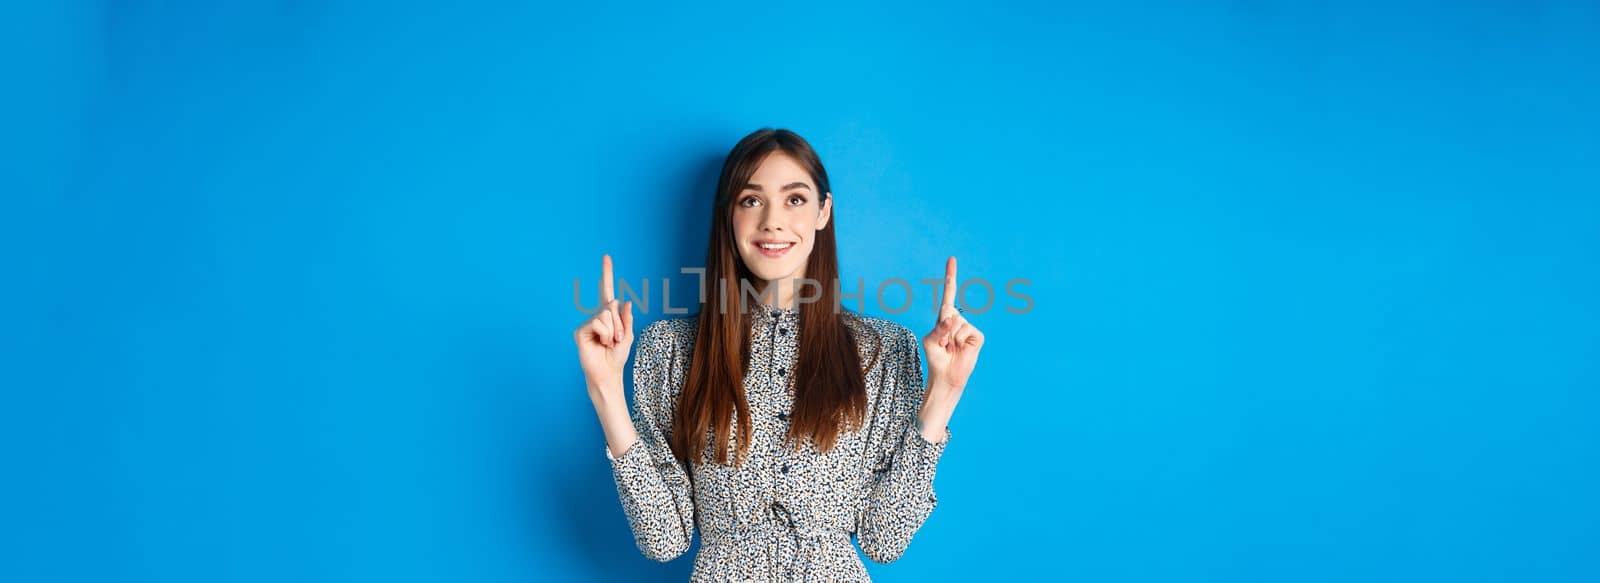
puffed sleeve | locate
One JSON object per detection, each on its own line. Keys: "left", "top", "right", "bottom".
{"left": 605, "top": 319, "right": 695, "bottom": 562}
{"left": 854, "top": 324, "right": 951, "bottom": 564}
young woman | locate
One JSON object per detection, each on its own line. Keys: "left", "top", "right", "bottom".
{"left": 574, "top": 128, "right": 985, "bottom": 581}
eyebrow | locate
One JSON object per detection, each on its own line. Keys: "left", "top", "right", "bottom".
{"left": 742, "top": 182, "right": 813, "bottom": 192}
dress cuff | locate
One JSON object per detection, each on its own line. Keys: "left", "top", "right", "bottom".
{"left": 605, "top": 438, "right": 642, "bottom": 463}
{"left": 904, "top": 421, "right": 951, "bottom": 458}
{"left": 887, "top": 422, "right": 949, "bottom": 502}
{"left": 911, "top": 417, "right": 953, "bottom": 447}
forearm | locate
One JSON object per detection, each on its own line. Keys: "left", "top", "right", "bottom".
{"left": 589, "top": 379, "right": 639, "bottom": 456}
{"left": 915, "top": 378, "right": 961, "bottom": 443}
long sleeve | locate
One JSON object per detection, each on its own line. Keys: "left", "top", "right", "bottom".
{"left": 854, "top": 325, "right": 951, "bottom": 564}
{"left": 606, "top": 320, "right": 696, "bottom": 562}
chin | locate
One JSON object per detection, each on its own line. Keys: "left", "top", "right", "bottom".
{"left": 740, "top": 255, "right": 797, "bottom": 282}
{"left": 744, "top": 264, "right": 789, "bottom": 282}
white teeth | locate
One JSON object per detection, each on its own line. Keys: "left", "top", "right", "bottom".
{"left": 759, "top": 243, "right": 794, "bottom": 250}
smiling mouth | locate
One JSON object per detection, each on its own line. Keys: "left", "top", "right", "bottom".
{"left": 755, "top": 241, "right": 795, "bottom": 257}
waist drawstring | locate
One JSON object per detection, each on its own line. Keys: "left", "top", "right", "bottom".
{"left": 707, "top": 501, "right": 844, "bottom": 581}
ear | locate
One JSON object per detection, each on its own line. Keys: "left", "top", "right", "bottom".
{"left": 818, "top": 192, "right": 833, "bottom": 230}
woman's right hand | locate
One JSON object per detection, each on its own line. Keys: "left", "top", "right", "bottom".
{"left": 574, "top": 254, "right": 634, "bottom": 400}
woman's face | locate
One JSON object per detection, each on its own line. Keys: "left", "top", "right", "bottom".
{"left": 732, "top": 151, "right": 833, "bottom": 286}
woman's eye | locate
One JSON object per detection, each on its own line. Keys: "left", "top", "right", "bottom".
{"left": 788, "top": 195, "right": 806, "bottom": 206}
{"left": 740, "top": 197, "right": 760, "bottom": 208}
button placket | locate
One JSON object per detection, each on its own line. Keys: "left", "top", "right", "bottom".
{"left": 761, "top": 308, "right": 804, "bottom": 489}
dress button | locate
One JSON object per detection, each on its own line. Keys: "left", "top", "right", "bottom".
{"left": 781, "top": 464, "right": 790, "bottom": 474}
{"left": 778, "top": 326, "right": 788, "bottom": 335}
{"left": 777, "top": 412, "right": 788, "bottom": 422}
{"left": 776, "top": 367, "right": 786, "bottom": 376}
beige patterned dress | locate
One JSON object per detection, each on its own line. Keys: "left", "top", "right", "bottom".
{"left": 605, "top": 305, "right": 952, "bottom": 582}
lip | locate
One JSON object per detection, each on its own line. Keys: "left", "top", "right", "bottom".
{"left": 753, "top": 240, "right": 796, "bottom": 258}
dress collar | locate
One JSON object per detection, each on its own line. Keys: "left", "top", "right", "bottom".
{"left": 752, "top": 304, "right": 800, "bottom": 324}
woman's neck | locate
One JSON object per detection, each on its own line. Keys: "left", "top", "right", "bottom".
{"left": 756, "top": 278, "right": 801, "bottom": 311}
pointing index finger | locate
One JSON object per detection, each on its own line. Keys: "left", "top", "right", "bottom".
{"left": 941, "top": 256, "right": 958, "bottom": 312}
{"left": 601, "top": 254, "right": 615, "bottom": 304}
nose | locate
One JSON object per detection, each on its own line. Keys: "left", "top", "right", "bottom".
{"left": 759, "top": 208, "right": 783, "bottom": 232}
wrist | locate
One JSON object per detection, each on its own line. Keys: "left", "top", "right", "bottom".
{"left": 928, "top": 371, "right": 964, "bottom": 390}
{"left": 924, "top": 377, "right": 962, "bottom": 408}
{"left": 587, "top": 378, "right": 625, "bottom": 408}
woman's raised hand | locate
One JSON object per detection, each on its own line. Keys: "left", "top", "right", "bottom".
{"left": 575, "top": 254, "right": 634, "bottom": 397}
{"left": 922, "top": 256, "right": 985, "bottom": 395}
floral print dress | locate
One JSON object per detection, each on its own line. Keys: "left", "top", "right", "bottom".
{"left": 604, "top": 305, "right": 952, "bottom": 582}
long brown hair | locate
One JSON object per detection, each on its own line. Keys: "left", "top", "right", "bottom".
{"left": 670, "top": 128, "right": 874, "bottom": 467}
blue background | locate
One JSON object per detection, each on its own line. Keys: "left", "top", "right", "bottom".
{"left": 6, "top": 1, "right": 1598, "bottom": 581}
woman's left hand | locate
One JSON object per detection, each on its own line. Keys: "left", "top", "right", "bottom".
{"left": 920, "top": 256, "right": 985, "bottom": 426}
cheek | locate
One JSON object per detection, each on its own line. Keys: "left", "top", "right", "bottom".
{"left": 731, "top": 213, "right": 756, "bottom": 238}
{"left": 792, "top": 214, "right": 819, "bottom": 235}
